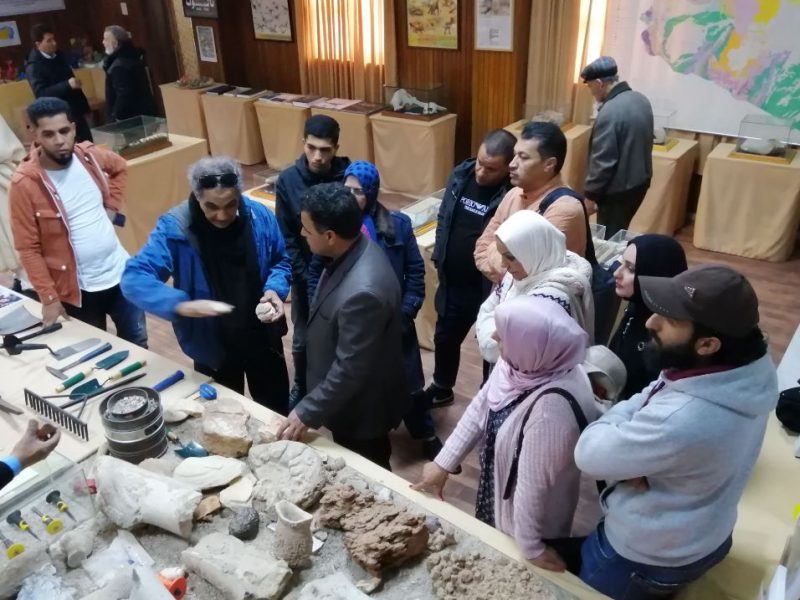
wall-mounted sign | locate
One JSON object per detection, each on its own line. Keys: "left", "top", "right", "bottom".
{"left": 183, "top": 0, "right": 218, "bottom": 19}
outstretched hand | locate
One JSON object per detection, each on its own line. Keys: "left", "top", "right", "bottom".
{"left": 12, "top": 419, "right": 61, "bottom": 469}
{"left": 410, "top": 461, "right": 449, "bottom": 500}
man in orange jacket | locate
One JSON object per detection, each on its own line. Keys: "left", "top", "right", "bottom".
{"left": 9, "top": 97, "right": 146, "bottom": 346}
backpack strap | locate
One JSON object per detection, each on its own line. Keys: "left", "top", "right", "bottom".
{"left": 502, "top": 386, "right": 604, "bottom": 500}
{"left": 537, "top": 187, "right": 599, "bottom": 267}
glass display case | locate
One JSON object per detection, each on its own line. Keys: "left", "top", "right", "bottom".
{"left": 0, "top": 453, "right": 95, "bottom": 593}
{"left": 731, "top": 114, "right": 796, "bottom": 164}
{"left": 593, "top": 228, "right": 639, "bottom": 269}
{"left": 92, "top": 116, "right": 171, "bottom": 159}
{"left": 402, "top": 189, "right": 444, "bottom": 236}
{"left": 652, "top": 101, "right": 678, "bottom": 151}
{"left": 383, "top": 84, "right": 448, "bottom": 120}
{"left": 246, "top": 167, "right": 282, "bottom": 205}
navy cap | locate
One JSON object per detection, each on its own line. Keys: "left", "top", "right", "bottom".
{"left": 580, "top": 56, "right": 618, "bottom": 82}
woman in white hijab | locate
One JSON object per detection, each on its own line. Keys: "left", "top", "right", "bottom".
{"left": 0, "top": 115, "right": 26, "bottom": 281}
{"left": 476, "top": 210, "right": 594, "bottom": 364}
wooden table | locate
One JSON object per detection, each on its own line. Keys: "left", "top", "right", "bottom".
{"left": 0, "top": 285, "right": 605, "bottom": 598}
{"left": 117, "top": 134, "right": 208, "bottom": 254}
{"left": 253, "top": 101, "right": 309, "bottom": 169}
{"left": 370, "top": 113, "right": 457, "bottom": 196}
{"left": 505, "top": 121, "right": 592, "bottom": 193}
{"left": 201, "top": 93, "right": 266, "bottom": 165}
{"left": 694, "top": 143, "right": 800, "bottom": 261}
{"left": 310, "top": 107, "right": 373, "bottom": 162}
{"left": 0, "top": 80, "right": 34, "bottom": 141}
{"left": 74, "top": 67, "right": 106, "bottom": 102}
{"left": 414, "top": 227, "right": 438, "bottom": 351}
{"left": 629, "top": 139, "right": 698, "bottom": 235}
{"left": 159, "top": 83, "right": 213, "bottom": 146}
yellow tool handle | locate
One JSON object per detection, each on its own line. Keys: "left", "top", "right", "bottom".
{"left": 56, "top": 500, "right": 68, "bottom": 512}
{"left": 6, "top": 543, "right": 24, "bottom": 559}
{"left": 45, "top": 518, "right": 63, "bottom": 535}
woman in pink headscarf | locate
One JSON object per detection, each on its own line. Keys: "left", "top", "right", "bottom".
{"left": 412, "top": 295, "right": 599, "bottom": 572}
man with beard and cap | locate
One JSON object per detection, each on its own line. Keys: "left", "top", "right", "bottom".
{"left": 9, "top": 97, "right": 147, "bottom": 346}
{"left": 609, "top": 234, "right": 687, "bottom": 399}
{"left": 276, "top": 115, "right": 351, "bottom": 407}
{"left": 575, "top": 265, "right": 778, "bottom": 599}
{"left": 26, "top": 24, "right": 93, "bottom": 143}
{"left": 121, "top": 156, "right": 292, "bottom": 415}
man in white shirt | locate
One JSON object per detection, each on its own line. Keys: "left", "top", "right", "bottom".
{"left": 9, "top": 97, "right": 146, "bottom": 346}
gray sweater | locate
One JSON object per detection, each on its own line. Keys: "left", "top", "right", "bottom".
{"left": 584, "top": 82, "right": 654, "bottom": 199}
{"left": 575, "top": 353, "right": 778, "bottom": 567}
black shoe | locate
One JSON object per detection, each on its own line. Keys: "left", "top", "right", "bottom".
{"left": 426, "top": 384, "right": 454, "bottom": 409}
{"left": 422, "top": 437, "right": 462, "bottom": 474}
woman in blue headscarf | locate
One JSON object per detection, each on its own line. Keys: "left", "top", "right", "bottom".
{"left": 307, "top": 161, "right": 436, "bottom": 458}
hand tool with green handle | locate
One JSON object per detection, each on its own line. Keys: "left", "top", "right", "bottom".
{"left": 46, "top": 342, "right": 113, "bottom": 380}
{"left": 54, "top": 350, "right": 131, "bottom": 392}
{"left": 70, "top": 360, "right": 147, "bottom": 398}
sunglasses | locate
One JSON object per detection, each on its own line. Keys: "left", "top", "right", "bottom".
{"left": 198, "top": 173, "right": 238, "bottom": 189}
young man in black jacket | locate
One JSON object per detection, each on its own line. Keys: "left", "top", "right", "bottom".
{"left": 102, "top": 26, "right": 156, "bottom": 122}
{"left": 25, "top": 24, "right": 93, "bottom": 142}
{"left": 276, "top": 115, "right": 351, "bottom": 406}
{"left": 424, "top": 129, "right": 516, "bottom": 408}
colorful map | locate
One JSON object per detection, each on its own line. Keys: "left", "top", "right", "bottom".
{"left": 639, "top": 1, "right": 800, "bottom": 125}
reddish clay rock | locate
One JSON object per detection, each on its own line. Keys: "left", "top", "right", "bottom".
{"left": 317, "top": 484, "right": 429, "bottom": 576}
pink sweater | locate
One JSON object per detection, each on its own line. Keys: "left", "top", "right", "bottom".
{"left": 435, "top": 368, "right": 599, "bottom": 559}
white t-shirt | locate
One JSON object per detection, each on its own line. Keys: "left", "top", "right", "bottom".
{"left": 46, "top": 158, "right": 129, "bottom": 292}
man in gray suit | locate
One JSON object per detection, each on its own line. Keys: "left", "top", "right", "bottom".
{"left": 581, "top": 56, "right": 653, "bottom": 238}
{"left": 277, "top": 183, "right": 408, "bottom": 470}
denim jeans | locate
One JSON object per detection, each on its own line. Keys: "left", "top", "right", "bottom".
{"left": 66, "top": 284, "right": 148, "bottom": 348}
{"left": 579, "top": 522, "right": 732, "bottom": 600}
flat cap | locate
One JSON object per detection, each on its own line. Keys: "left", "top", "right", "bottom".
{"left": 580, "top": 56, "right": 618, "bottom": 82}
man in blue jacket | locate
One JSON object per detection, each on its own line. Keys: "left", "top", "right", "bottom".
{"left": 122, "top": 156, "right": 292, "bottom": 414}
{"left": 423, "top": 129, "right": 516, "bottom": 409}
{"left": 276, "top": 115, "right": 351, "bottom": 407}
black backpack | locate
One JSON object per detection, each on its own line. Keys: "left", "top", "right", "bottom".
{"left": 537, "top": 188, "right": 619, "bottom": 345}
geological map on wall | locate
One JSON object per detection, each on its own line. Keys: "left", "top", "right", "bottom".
{"left": 604, "top": 0, "right": 800, "bottom": 137}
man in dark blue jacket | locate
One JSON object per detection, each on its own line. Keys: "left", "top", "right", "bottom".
{"left": 26, "top": 24, "right": 93, "bottom": 142}
{"left": 424, "top": 129, "right": 516, "bottom": 408}
{"left": 122, "top": 156, "right": 293, "bottom": 414}
{"left": 276, "top": 115, "right": 350, "bottom": 407}
{"left": 102, "top": 26, "right": 156, "bottom": 122}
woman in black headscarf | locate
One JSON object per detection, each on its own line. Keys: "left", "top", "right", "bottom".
{"left": 609, "top": 234, "right": 688, "bottom": 399}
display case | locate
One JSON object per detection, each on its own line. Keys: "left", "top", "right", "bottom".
{"left": 730, "top": 114, "right": 796, "bottom": 164}
{"left": 402, "top": 189, "right": 444, "bottom": 236}
{"left": 652, "top": 102, "right": 678, "bottom": 151}
{"left": 383, "top": 84, "right": 448, "bottom": 120}
{"left": 91, "top": 116, "right": 171, "bottom": 159}
{"left": 247, "top": 168, "right": 281, "bottom": 204}
{"left": 593, "top": 228, "right": 639, "bottom": 268}
{"left": 0, "top": 453, "right": 95, "bottom": 595}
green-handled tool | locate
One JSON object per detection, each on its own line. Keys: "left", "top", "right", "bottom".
{"left": 70, "top": 360, "right": 147, "bottom": 398}
{"left": 53, "top": 350, "right": 130, "bottom": 392}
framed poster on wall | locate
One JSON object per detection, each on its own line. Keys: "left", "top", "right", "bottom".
{"left": 196, "top": 25, "right": 218, "bottom": 63}
{"left": 251, "top": 0, "right": 293, "bottom": 42}
{"left": 407, "top": 0, "right": 458, "bottom": 50}
{"left": 183, "top": 0, "right": 218, "bottom": 19}
{"left": 0, "top": 0, "right": 64, "bottom": 18}
{"left": 0, "top": 21, "right": 21, "bottom": 48}
{"left": 475, "top": 0, "right": 513, "bottom": 51}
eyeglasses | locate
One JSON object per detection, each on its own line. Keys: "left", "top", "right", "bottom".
{"left": 346, "top": 186, "right": 365, "bottom": 197}
{"left": 198, "top": 173, "right": 238, "bottom": 189}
